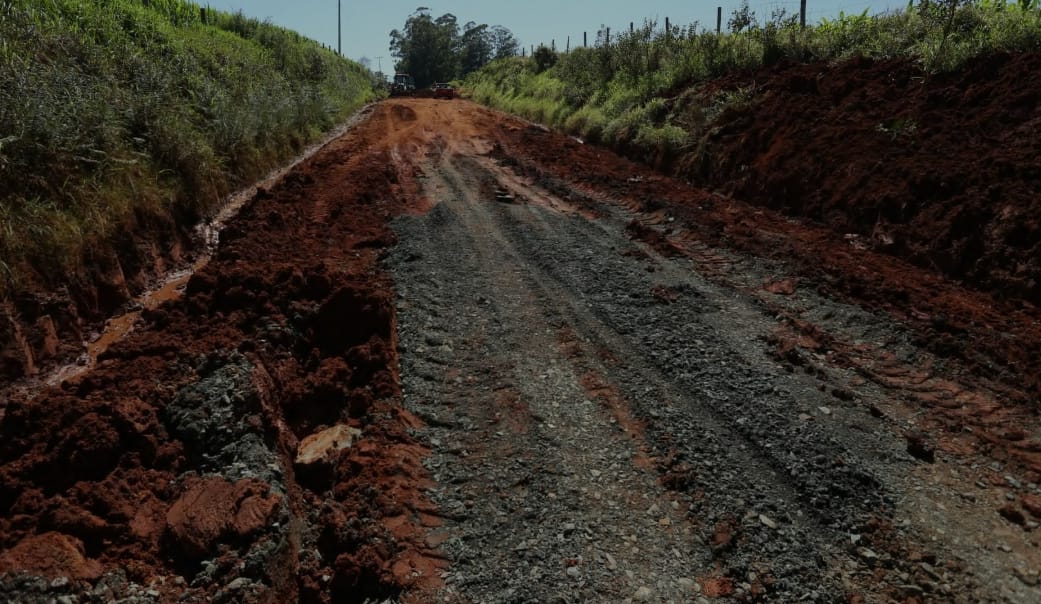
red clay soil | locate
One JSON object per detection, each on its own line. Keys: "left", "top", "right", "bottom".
{"left": 492, "top": 96, "right": 1041, "bottom": 473}
{"left": 0, "top": 104, "right": 442, "bottom": 603}
{"left": 3, "top": 55, "right": 1041, "bottom": 597}
{"left": 699, "top": 52, "right": 1041, "bottom": 305}
{"left": 0, "top": 200, "right": 194, "bottom": 384}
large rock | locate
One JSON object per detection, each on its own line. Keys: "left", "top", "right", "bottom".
{"left": 294, "top": 424, "right": 362, "bottom": 491}
{"left": 295, "top": 424, "right": 362, "bottom": 466}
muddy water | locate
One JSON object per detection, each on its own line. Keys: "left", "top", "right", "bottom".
{"left": 41, "top": 106, "right": 378, "bottom": 388}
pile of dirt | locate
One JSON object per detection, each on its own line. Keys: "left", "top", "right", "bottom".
{"left": 698, "top": 52, "right": 1041, "bottom": 305}
{"left": 0, "top": 105, "right": 441, "bottom": 603}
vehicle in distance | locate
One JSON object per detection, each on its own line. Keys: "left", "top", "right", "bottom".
{"left": 433, "top": 82, "right": 455, "bottom": 99}
{"left": 391, "top": 73, "right": 415, "bottom": 97}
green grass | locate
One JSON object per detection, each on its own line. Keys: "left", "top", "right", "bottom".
{"left": 0, "top": 0, "right": 377, "bottom": 295}
{"left": 466, "top": 2, "right": 1041, "bottom": 161}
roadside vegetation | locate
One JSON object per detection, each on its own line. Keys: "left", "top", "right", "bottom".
{"left": 466, "top": 1, "right": 1041, "bottom": 160}
{"left": 0, "top": 0, "right": 376, "bottom": 294}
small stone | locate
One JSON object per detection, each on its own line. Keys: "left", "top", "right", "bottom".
{"left": 798, "top": 413, "right": 812, "bottom": 421}
{"left": 635, "top": 586, "right": 653, "bottom": 600}
{"left": 857, "top": 547, "right": 879, "bottom": 560}
{"left": 566, "top": 566, "right": 581, "bottom": 579}
{"left": 999, "top": 504, "right": 1026, "bottom": 525}
{"left": 1014, "top": 567, "right": 1040, "bottom": 586}
{"left": 1006, "top": 475, "right": 1023, "bottom": 489}
{"left": 818, "top": 406, "right": 832, "bottom": 416}
{"left": 920, "top": 563, "right": 941, "bottom": 580}
{"left": 226, "top": 577, "right": 250, "bottom": 591}
{"left": 604, "top": 553, "right": 618, "bottom": 570}
{"left": 906, "top": 431, "right": 936, "bottom": 463}
{"left": 759, "top": 514, "right": 777, "bottom": 529}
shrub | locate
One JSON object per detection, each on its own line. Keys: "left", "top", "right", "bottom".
{"left": 0, "top": 0, "right": 376, "bottom": 293}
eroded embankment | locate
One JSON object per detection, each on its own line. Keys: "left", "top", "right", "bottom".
{"left": 698, "top": 52, "right": 1041, "bottom": 304}
{"left": 0, "top": 116, "right": 367, "bottom": 390}
{"left": 0, "top": 104, "right": 440, "bottom": 603}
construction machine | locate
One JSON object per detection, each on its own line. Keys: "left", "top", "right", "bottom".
{"left": 390, "top": 73, "right": 415, "bottom": 97}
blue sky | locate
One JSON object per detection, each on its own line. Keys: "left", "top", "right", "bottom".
{"left": 210, "top": 1, "right": 904, "bottom": 71}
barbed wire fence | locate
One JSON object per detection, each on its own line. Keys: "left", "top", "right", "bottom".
{"left": 521, "top": 1, "right": 903, "bottom": 56}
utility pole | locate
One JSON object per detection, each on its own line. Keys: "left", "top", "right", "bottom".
{"left": 717, "top": 7, "right": 723, "bottom": 34}
{"left": 801, "top": 0, "right": 807, "bottom": 29}
{"left": 337, "top": 0, "right": 342, "bottom": 56}
{"left": 376, "top": 56, "right": 383, "bottom": 73}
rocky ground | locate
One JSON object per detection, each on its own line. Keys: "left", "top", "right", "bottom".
{"left": 1, "top": 96, "right": 1041, "bottom": 603}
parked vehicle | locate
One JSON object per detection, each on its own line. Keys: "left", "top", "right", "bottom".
{"left": 433, "top": 82, "right": 455, "bottom": 99}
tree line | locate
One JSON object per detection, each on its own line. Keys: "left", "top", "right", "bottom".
{"left": 389, "top": 8, "right": 519, "bottom": 88}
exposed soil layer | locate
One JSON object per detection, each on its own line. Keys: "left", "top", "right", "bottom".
{"left": 698, "top": 52, "right": 1041, "bottom": 305}
{"left": 2, "top": 87, "right": 1041, "bottom": 603}
{"left": 0, "top": 120, "right": 367, "bottom": 387}
{"left": 0, "top": 104, "right": 442, "bottom": 603}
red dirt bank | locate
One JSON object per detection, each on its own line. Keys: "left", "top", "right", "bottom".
{"left": 700, "top": 52, "right": 1041, "bottom": 305}
{"left": 0, "top": 104, "right": 441, "bottom": 603}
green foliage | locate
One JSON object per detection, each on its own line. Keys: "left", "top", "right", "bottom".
{"left": 389, "top": 9, "right": 518, "bottom": 88}
{"left": 0, "top": 0, "right": 376, "bottom": 293}
{"left": 466, "top": 1, "right": 1041, "bottom": 178}
{"left": 532, "top": 45, "right": 558, "bottom": 72}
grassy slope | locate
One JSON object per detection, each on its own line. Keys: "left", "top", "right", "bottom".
{"left": 466, "top": 4, "right": 1041, "bottom": 165}
{"left": 0, "top": 0, "right": 377, "bottom": 294}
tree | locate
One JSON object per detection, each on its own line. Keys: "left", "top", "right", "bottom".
{"left": 728, "top": 1, "right": 757, "bottom": 33}
{"left": 389, "top": 8, "right": 518, "bottom": 87}
{"left": 389, "top": 8, "right": 458, "bottom": 87}
{"left": 532, "top": 45, "right": 557, "bottom": 72}
{"left": 459, "top": 22, "right": 493, "bottom": 75}
{"left": 490, "top": 26, "right": 520, "bottom": 59}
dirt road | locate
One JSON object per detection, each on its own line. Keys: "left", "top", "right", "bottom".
{"left": 3, "top": 99, "right": 1041, "bottom": 603}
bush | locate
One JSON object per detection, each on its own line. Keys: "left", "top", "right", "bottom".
{"left": 0, "top": 0, "right": 376, "bottom": 293}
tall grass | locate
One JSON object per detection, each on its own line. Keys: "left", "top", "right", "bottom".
{"left": 467, "top": 2, "right": 1041, "bottom": 156}
{"left": 0, "top": 0, "right": 376, "bottom": 294}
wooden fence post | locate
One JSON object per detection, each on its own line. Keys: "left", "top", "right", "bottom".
{"left": 584, "top": 31, "right": 587, "bottom": 47}
{"left": 801, "top": 0, "right": 807, "bottom": 29}
{"left": 717, "top": 7, "right": 722, "bottom": 33}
